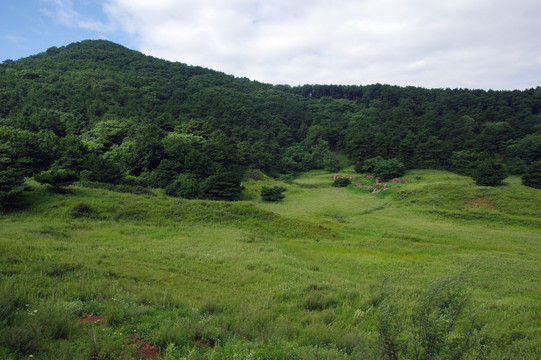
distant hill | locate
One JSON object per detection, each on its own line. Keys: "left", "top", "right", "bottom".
{"left": 0, "top": 40, "right": 539, "bottom": 201}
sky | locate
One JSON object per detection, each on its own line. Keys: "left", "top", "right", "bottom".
{"left": 1, "top": 0, "right": 541, "bottom": 90}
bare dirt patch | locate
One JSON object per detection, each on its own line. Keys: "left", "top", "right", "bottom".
{"left": 127, "top": 334, "right": 160, "bottom": 359}
{"left": 463, "top": 196, "right": 496, "bottom": 209}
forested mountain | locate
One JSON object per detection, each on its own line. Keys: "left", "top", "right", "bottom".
{"left": 1, "top": 40, "right": 540, "bottom": 202}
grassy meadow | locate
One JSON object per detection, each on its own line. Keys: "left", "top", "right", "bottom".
{"left": 0, "top": 169, "right": 540, "bottom": 359}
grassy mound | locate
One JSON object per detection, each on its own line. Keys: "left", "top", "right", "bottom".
{"left": 1, "top": 170, "right": 540, "bottom": 359}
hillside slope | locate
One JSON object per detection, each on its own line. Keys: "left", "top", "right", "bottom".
{"left": 0, "top": 40, "right": 539, "bottom": 195}
{"left": 1, "top": 170, "right": 540, "bottom": 358}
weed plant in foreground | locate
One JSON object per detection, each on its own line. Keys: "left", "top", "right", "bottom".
{"left": 0, "top": 170, "right": 540, "bottom": 359}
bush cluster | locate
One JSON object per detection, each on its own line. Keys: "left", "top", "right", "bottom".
{"left": 332, "top": 178, "right": 351, "bottom": 187}
{"left": 260, "top": 186, "right": 286, "bottom": 202}
{"left": 356, "top": 157, "right": 406, "bottom": 179}
{"left": 472, "top": 158, "right": 507, "bottom": 186}
{"left": 522, "top": 161, "right": 541, "bottom": 189}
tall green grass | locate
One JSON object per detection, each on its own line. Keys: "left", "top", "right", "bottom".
{"left": 0, "top": 170, "right": 540, "bottom": 358}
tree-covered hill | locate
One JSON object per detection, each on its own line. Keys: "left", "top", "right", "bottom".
{"left": 1, "top": 40, "right": 540, "bottom": 204}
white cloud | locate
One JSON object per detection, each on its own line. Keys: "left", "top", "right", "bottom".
{"left": 96, "top": 0, "right": 541, "bottom": 89}
{"left": 40, "top": 0, "right": 113, "bottom": 32}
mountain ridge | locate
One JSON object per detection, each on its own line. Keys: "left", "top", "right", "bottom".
{"left": 0, "top": 39, "right": 539, "bottom": 202}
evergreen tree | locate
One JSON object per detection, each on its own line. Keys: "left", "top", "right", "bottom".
{"left": 373, "top": 159, "right": 406, "bottom": 179}
{"left": 522, "top": 161, "right": 541, "bottom": 189}
{"left": 202, "top": 171, "right": 244, "bottom": 200}
{"left": 35, "top": 168, "right": 78, "bottom": 192}
{"left": 0, "top": 167, "right": 26, "bottom": 208}
{"left": 472, "top": 159, "right": 507, "bottom": 186}
{"left": 165, "top": 174, "right": 200, "bottom": 199}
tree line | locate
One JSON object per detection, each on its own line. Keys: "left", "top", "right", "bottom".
{"left": 1, "top": 40, "right": 540, "bottom": 206}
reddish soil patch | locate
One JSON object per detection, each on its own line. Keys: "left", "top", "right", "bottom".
{"left": 463, "top": 196, "right": 496, "bottom": 209}
{"left": 193, "top": 335, "right": 216, "bottom": 348}
{"left": 79, "top": 314, "right": 106, "bottom": 324}
{"left": 195, "top": 340, "right": 209, "bottom": 348}
{"left": 127, "top": 334, "right": 160, "bottom": 359}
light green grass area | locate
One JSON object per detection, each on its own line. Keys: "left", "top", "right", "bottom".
{"left": 1, "top": 170, "right": 540, "bottom": 359}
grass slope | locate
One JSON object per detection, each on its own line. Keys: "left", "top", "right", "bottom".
{"left": 0, "top": 170, "right": 540, "bottom": 359}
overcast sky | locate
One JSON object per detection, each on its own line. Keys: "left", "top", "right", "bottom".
{"left": 2, "top": 0, "right": 541, "bottom": 90}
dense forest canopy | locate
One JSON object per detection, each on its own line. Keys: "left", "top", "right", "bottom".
{"left": 1, "top": 40, "right": 540, "bottom": 201}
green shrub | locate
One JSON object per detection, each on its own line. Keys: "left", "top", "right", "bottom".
{"left": 356, "top": 156, "right": 384, "bottom": 174}
{"left": 449, "top": 150, "right": 478, "bottom": 176}
{"left": 0, "top": 282, "right": 29, "bottom": 325}
{"left": 0, "top": 167, "right": 27, "bottom": 209}
{"left": 71, "top": 203, "right": 92, "bottom": 217}
{"left": 202, "top": 172, "right": 244, "bottom": 200}
{"left": 277, "top": 174, "right": 294, "bottom": 184}
{"left": 165, "top": 177, "right": 199, "bottom": 198}
{"left": 377, "top": 275, "right": 485, "bottom": 360}
{"left": 36, "top": 303, "right": 72, "bottom": 339}
{"left": 105, "top": 303, "right": 124, "bottom": 327}
{"left": 260, "top": 186, "right": 286, "bottom": 202}
{"left": 147, "top": 159, "right": 177, "bottom": 188}
{"left": 300, "top": 323, "right": 338, "bottom": 347}
{"left": 522, "top": 161, "right": 541, "bottom": 189}
{"left": 81, "top": 154, "right": 124, "bottom": 184}
{"left": 373, "top": 158, "right": 406, "bottom": 179}
{"left": 472, "top": 158, "right": 507, "bottom": 186}
{"left": 506, "top": 157, "right": 527, "bottom": 175}
{"left": 332, "top": 177, "right": 351, "bottom": 187}
{"left": 87, "top": 326, "right": 122, "bottom": 360}
{"left": 35, "top": 168, "right": 78, "bottom": 192}
{"left": 0, "top": 322, "right": 41, "bottom": 355}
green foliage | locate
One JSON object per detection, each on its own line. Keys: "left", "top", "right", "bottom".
{"left": 260, "top": 186, "right": 286, "bottom": 202}
{"left": 472, "top": 158, "right": 507, "bottom": 186}
{"left": 2, "top": 39, "right": 541, "bottom": 357}
{"left": 147, "top": 159, "right": 177, "bottom": 188}
{"left": 0, "top": 167, "right": 26, "bottom": 208}
{"left": 165, "top": 175, "right": 200, "bottom": 199}
{"left": 105, "top": 303, "right": 124, "bottom": 327}
{"left": 81, "top": 154, "right": 123, "bottom": 184}
{"left": 355, "top": 156, "right": 384, "bottom": 174}
{"left": 35, "top": 303, "right": 73, "bottom": 340}
{"left": 522, "top": 160, "right": 541, "bottom": 189}
{"left": 78, "top": 181, "right": 156, "bottom": 196}
{"left": 449, "top": 150, "right": 478, "bottom": 176}
{"left": 0, "top": 127, "right": 56, "bottom": 207}
{"left": 71, "top": 203, "right": 92, "bottom": 217}
{"left": 373, "top": 158, "right": 406, "bottom": 179}
{"left": 506, "top": 134, "right": 541, "bottom": 165}
{"left": 87, "top": 326, "right": 123, "bottom": 360}
{"left": 1, "top": 39, "right": 539, "bottom": 196}
{"left": 153, "top": 320, "right": 191, "bottom": 350}
{"left": 34, "top": 168, "right": 78, "bottom": 192}
{"left": 1, "top": 321, "right": 41, "bottom": 355}
{"left": 505, "top": 157, "right": 527, "bottom": 175}
{"left": 202, "top": 171, "right": 244, "bottom": 200}
{"left": 332, "top": 177, "right": 351, "bottom": 187}
{"left": 0, "top": 281, "right": 29, "bottom": 325}
{"left": 377, "top": 275, "right": 485, "bottom": 360}
{"left": 411, "top": 276, "right": 478, "bottom": 359}
{"left": 0, "top": 170, "right": 540, "bottom": 358}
